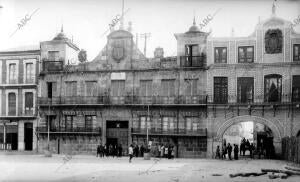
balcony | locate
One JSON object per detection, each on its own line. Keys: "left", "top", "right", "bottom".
{"left": 180, "top": 55, "right": 206, "bottom": 68}
{"left": 42, "top": 61, "right": 63, "bottom": 72}
{"left": 0, "top": 108, "right": 37, "bottom": 119}
{"left": 208, "top": 94, "right": 299, "bottom": 106}
{"left": 131, "top": 128, "right": 207, "bottom": 137}
{"left": 38, "top": 95, "right": 208, "bottom": 106}
{"left": 36, "top": 126, "right": 101, "bottom": 135}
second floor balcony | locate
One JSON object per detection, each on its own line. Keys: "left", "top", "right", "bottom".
{"left": 38, "top": 95, "right": 208, "bottom": 106}
{"left": 36, "top": 126, "right": 101, "bottom": 135}
{"left": 131, "top": 128, "right": 207, "bottom": 136}
{"left": 180, "top": 55, "right": 206, "bottom": 68}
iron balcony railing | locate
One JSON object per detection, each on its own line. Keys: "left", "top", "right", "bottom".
{"left": 42, "top": 61, "right": 64, "bottom": 72}
{"left": 179, "top": 55, "right": 206, "bottom": 68}
{"left": 36, "top": 126, "right": 101, "bottom": 134}
{"left": 38, "top": 95, "right": 208, "bottom": 105}
{"left": 131, "top": 128, "right": 207, "bottom": 136}
{"left": 209, "top": 94, "right": 300, "bottom": 105}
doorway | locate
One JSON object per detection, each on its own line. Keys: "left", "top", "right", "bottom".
{"left": 106, "top": 121, "right": 128, "bottom": 154}
{"left": 6, "top": 125, "right": 18, "bottom": 150}
{"left": 24, "top": 123, "right": 33, "bottom": 151}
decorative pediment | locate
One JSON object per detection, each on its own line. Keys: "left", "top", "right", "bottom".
{"left": 263, "top": 18, "right": 285, "bottom": 27}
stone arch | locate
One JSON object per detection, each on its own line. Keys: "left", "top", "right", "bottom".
{"left": 215, "top": 115, "right": 282, "bottom": 142}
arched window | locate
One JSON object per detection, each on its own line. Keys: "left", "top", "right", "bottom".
{"left": 264, "top": 74, "right": 282, "bottom": 102}
{"left": 8, "top": 93, "right": 16, "bottom": 115}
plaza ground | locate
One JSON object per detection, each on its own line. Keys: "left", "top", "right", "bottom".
{"left": 0, "top": 154, "right": 300, "bottom": 182}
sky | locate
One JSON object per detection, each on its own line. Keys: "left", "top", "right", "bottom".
{"left": 0, "top": 0, "right": 299, "bottom": 61}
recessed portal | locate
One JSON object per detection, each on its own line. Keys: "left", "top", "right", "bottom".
{"left": 223, "top": 121, "right": 275, "bottom": 159}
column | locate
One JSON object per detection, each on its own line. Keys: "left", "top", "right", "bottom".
{"left": 18, "top": 121, "right": 24, "bottom": 151}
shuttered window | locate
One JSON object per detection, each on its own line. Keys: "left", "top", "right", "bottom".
{"left": 294, "top": 44, "right": 300, "bottom": 62}
{"left": 85, "top": 81, "right": 97, "bottom": 96}
{"left": 25, "top": 92, "right": 33, "bottom": 115}
{"left": 65, "top": 115, "right": 73, "bottom": 131}
{"left": 65, "top": 81, "right": 77, "bottom": 96}
{"left": 214, "top": 47, "right": 227, "bottom": 63}
{"left": 237, "top": 77, "right": 254, "bottom": 103}
{"left": 140, "top": 80, "right": 153, "bottom": 96}
{"left": 185, "top": 79, "right": 198, "bottom": 96}
{"left": 8, "top": 93, "right": 16, "bottom": 116}
{"left": 238, "top": 46, "right": 254, "bottom": 63}
{"left": 161, "top": 79, "right": 175, "bottom": 96}
{"left": 25, "top": 63, "right": 34, "bottom": 83}
{"left": 292, "top": 75, "right": 300, "bottom": 102}
{"left": 213, "top": 77, "right": 228, "bottom": 103}
{"left": 111, "top": 80, "right": 125, "bottom": 96}
{"left": 264, "top": 74, "right": 282, "bottom": 102}
{"left": 9, "top": 63, "right": 17, "bottom": 84}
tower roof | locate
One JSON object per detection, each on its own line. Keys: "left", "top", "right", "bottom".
{"left": 53, "top": 25, "right": 69, "bottom": 41}
{"left": 186, "top": 16, "right": 202, "bottom": 33}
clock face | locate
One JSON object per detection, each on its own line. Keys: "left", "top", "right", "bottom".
{"left": 112, "top": 39, "right": 125, "bottom": 62}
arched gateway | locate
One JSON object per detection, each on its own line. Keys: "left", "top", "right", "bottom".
{"left": 213, "top": 115, "right": 283, "bottom": 156}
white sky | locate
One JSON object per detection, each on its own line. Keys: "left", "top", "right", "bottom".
{"left": 0, "top": 0, "right": 299, "bottom": 60}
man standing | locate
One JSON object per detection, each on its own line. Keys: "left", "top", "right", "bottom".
{"left": 221, "top": 145, "right": 227, "bottom": 159}
{"left": 129, "top": 144, "right": 134, "bottom": 163}
{"left": 215, "top": 145, "right": 221, "bottom": 159}
{"left": 227, "top": 143, "right": 232, "bottom": 160}
{"left": 234, "top": 144, "right": 239, "bottom": 160}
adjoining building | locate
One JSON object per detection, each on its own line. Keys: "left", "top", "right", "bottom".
{"left": 206, "top": 8, "right": 300, "bottom": 157}
{"left": 0, "top": 45, "right": 40, "bottom": 151}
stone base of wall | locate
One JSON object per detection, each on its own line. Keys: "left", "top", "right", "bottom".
{"left": 37, "top": 135, "right": 102, "bottom": 155}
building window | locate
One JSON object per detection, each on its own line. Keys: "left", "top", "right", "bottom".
{"left": 237, "top": 77, "right": 254, "bottom": 103}
{"left": 9, "top": 63, "right": 17, "bottom": 84}
{"left": 140, "top": 116, "right": 151, "bottom": 130}
{"left": 46, "top": 115, "right": 56, "bottom": 131}
{"left": 213, "top": 77, "right": 228, "bottom": 103}
{"left": 47, "top": 82, "right": 57, "bottom": 98}
{"left": 85, "top": 81, "right": 97, "bottom": 96}
{"left": 48, "top": 51, "right": 59, "bottom": 61}
{"left": 180, "top": 44, "right": 203, "bottom": 67}
{"left": 111, "top": 80, "right": 125, "bottom": 96}
{"left": 293, "top": 44, "right": 300, "bottom": 62}
{"left": 85, "top": 115, "right": 96, "bottom": 131}
{"left": 238, "top": 46, "right": 254, "bottom": 63}
{"left": 140, "top": 80, "right": 153, "bottom": 97}
{"left": 162, "top": 117, "right": 175, "bottom": 132}
{"left": 65, "top": 115, "right": 73, "bottom": 131}
{"left": 161, "top": 79, "right": 175, "bottom": 96}
{"left": 185, "top": 79, "right": 198, "bottom": 96}
{"left": 186, "top": 117, "right": 198, "bottom": 132}
{"left": 265, "top": 29, "right": 283, "bottom": 54}
{"left": 25, "top": 92, "right": 33, "bottom": 115}
{"left": 185, "top": 44, "right": 198, "bottom": 57}
{"left": 25, "top": 63, "right": 34, "bottom": 83}
{"left": 214, "top": 47, "right": 227, "bottom": 63}
{"left": 264, "top": 74, "right": 282, "bottom": 102}
{"left": 65, "top": 81, "right": 77, "bottom": 97}
{"left": 292, "top": 75, "right": 300, "bottom": 102}
{"left": 8, "top": 93, "right": 16, "bottom": 116}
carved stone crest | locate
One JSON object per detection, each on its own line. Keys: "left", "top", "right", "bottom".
{"left": 265, "top": 29, "right": 283, "bottom": 54}
{"left": 112, "top": 39, "right": 125, "bottom": 62}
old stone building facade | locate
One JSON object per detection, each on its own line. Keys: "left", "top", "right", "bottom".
{"left": 206, "top": 11, "right": 300, "bottom": 157}
{"left": 0, "top": 46, "right": 40, "bottom": 151}
{"left": 2, "top": 6, "right": 299, "bottom": 158}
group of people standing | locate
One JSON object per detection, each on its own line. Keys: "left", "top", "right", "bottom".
{"left": 215, "top": 138, "right": 255, "bottom": 160}
{"left": 158, "top": 144, "right": 175, "bottom": 159}
{"left": 96, "top": 143, "right": 123, "bottom": 157}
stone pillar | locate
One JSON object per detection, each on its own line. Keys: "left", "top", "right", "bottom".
{"left": 102, "top": 118, "right": 106, "bottom": 144}
{"left": 32, "top": 120, "right": 37, "bottom": 152}
{"left": 128, "top": 118, "right": 132, "bottom": 146}
{"left": 3, "top": 124, "right": 6, "bottom": 149}
{"left": 18, "top": 121, "right": 24, "bottom": 151}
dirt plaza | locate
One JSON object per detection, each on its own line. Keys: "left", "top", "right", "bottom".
{"left": 0, "top": 154, "right": 299, "bottom": 182}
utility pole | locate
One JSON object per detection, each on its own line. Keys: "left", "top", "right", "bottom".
{"left": 140, "top": 33, "right": 151, "bottom": 57}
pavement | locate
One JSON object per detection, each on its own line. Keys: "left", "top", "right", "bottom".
{"left": 0, "top": 154, "right": 300, "bottom": 182}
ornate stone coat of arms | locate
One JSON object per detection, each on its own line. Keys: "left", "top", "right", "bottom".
{"left": 112, "top": 39, "right": 125, "bottom": 62}
{"left": 265, "top": 29, "right": 283, "bottom": 54}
